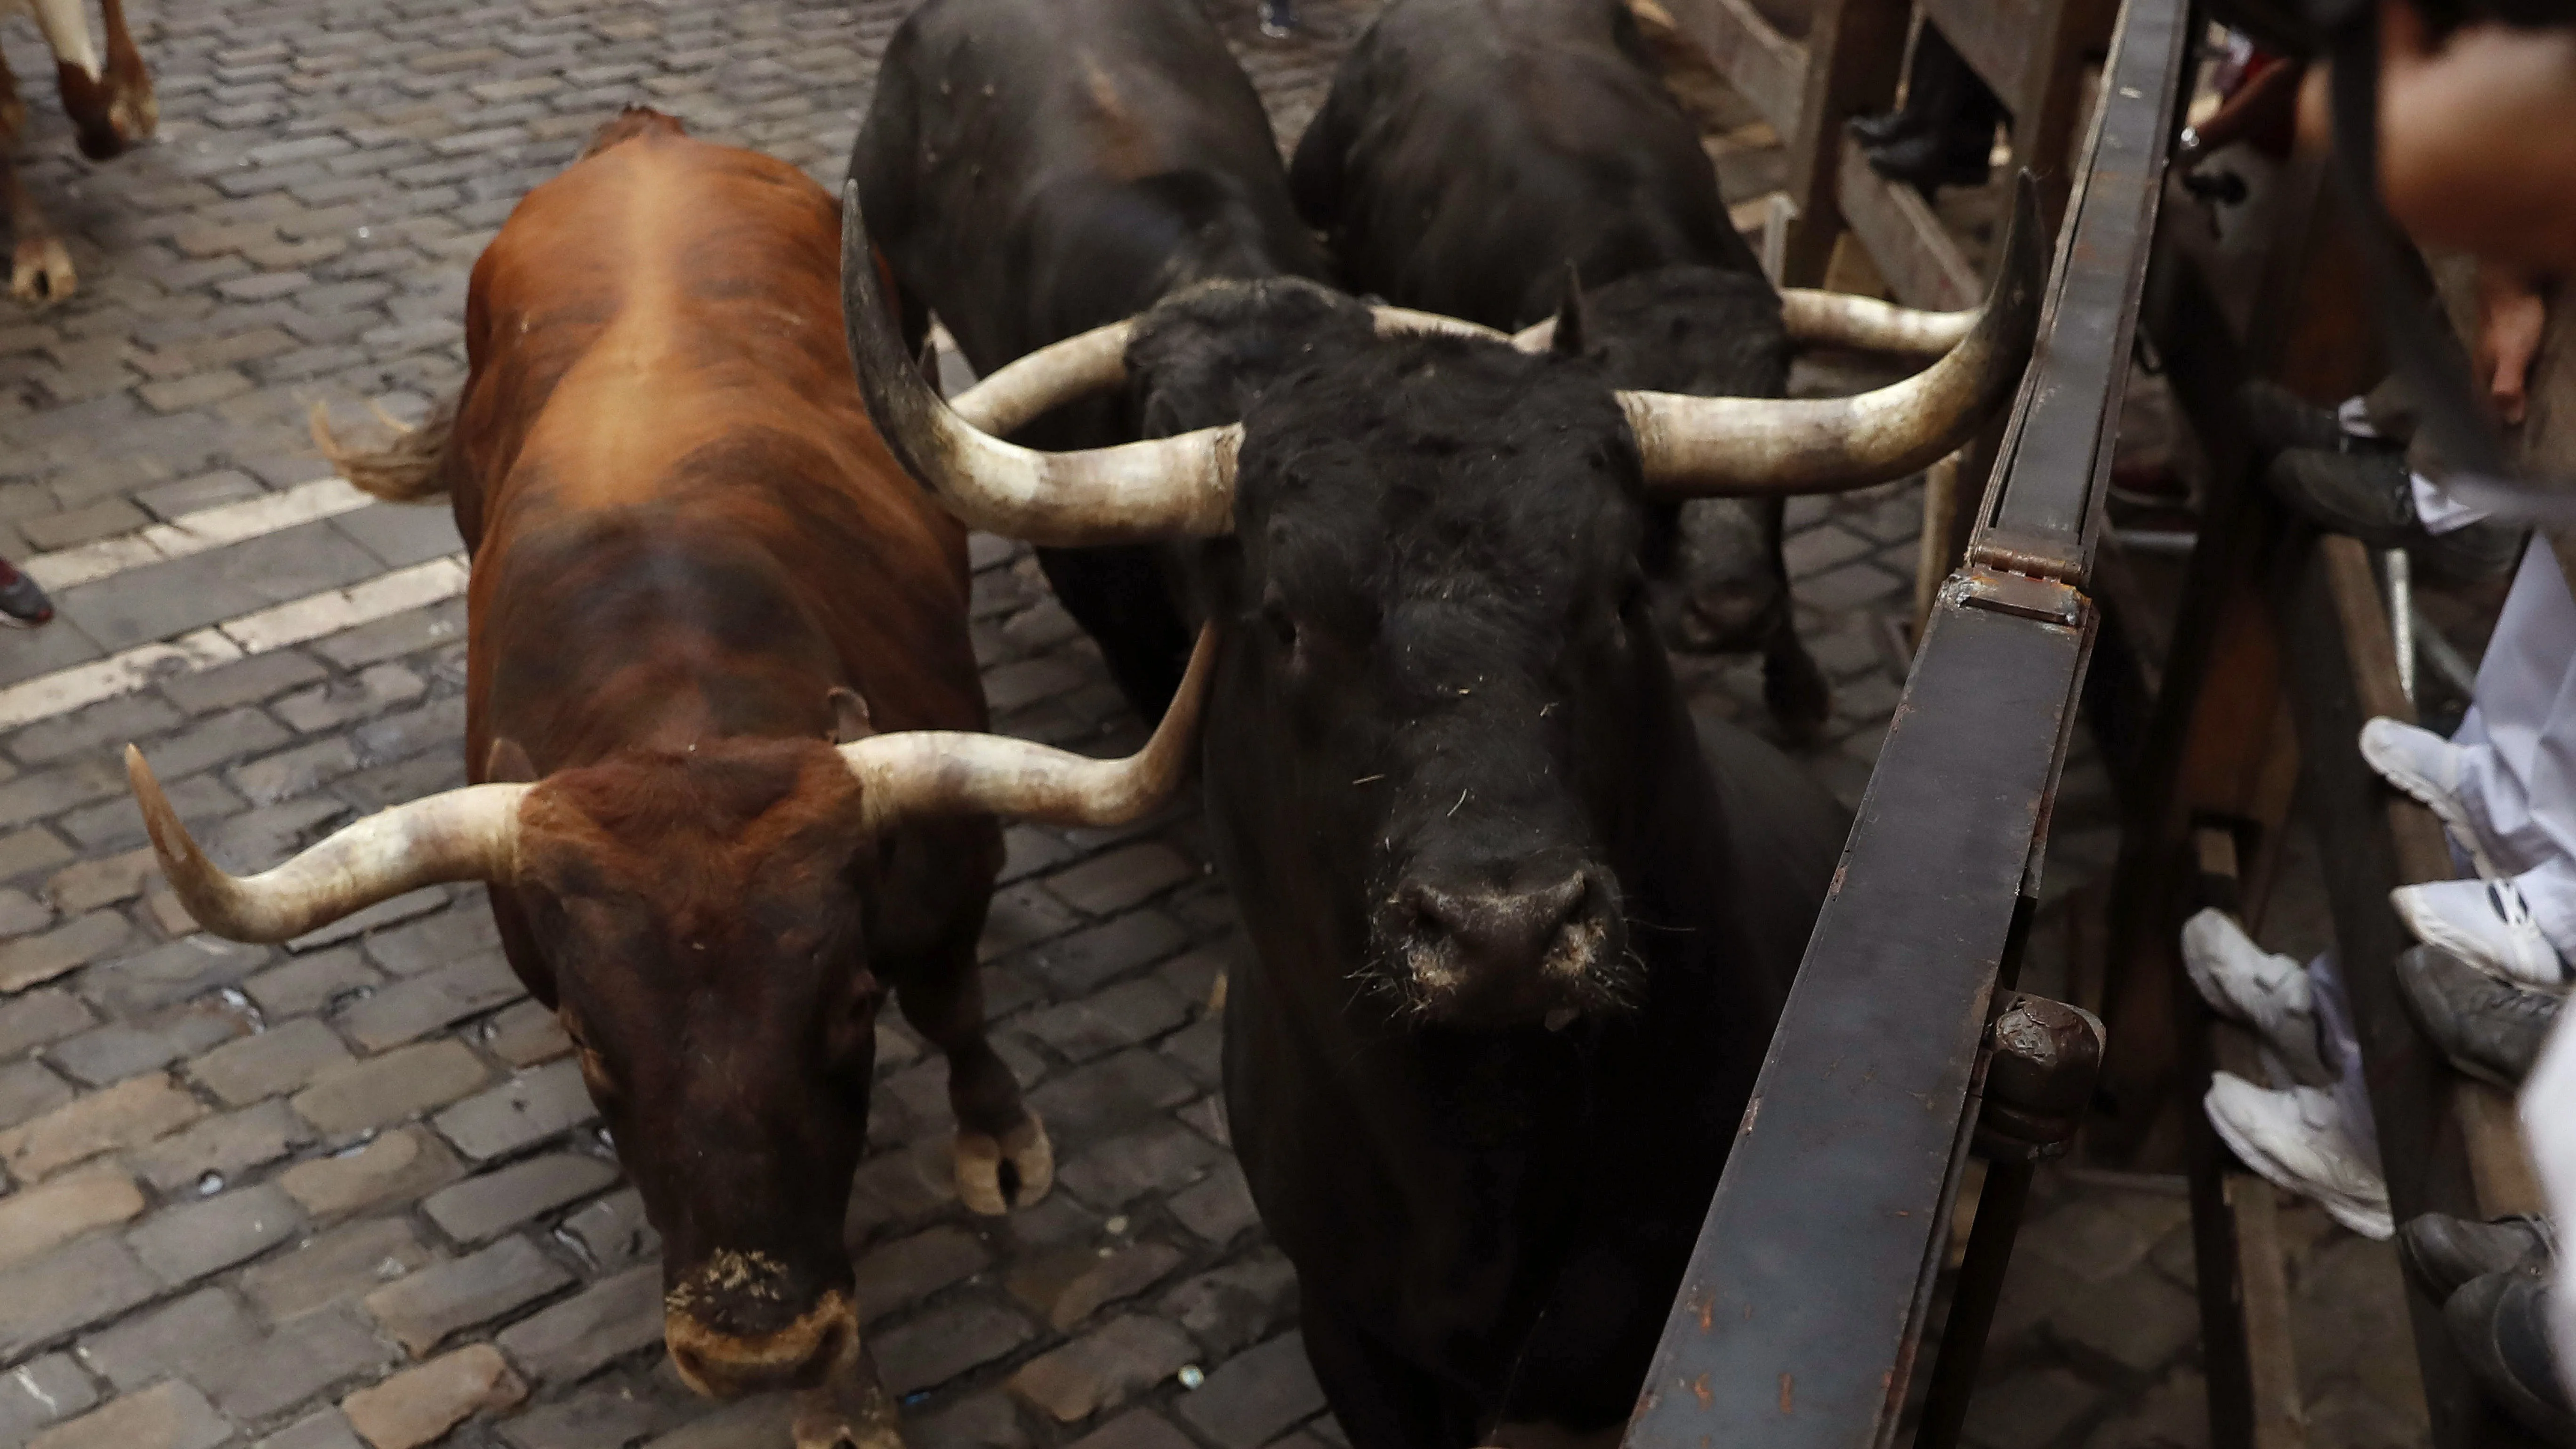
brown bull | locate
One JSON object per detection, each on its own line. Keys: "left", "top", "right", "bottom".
{"left": 3, "top": 0, "right": 155, "bottom": 302}
{"left": 123, "top": 110, "right": 1209, "bottom": 1448}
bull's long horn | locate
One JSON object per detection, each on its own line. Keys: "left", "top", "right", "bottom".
{"left": 841, "top": 184, "right": 1237, "bottom": 545}
{"left": 1511, "top": 294, "right": 1974, "bottom": 357}
{"left": 847, "top": 625, "right": 1216, "bottom": 833}
{"left": 947, "top": 307, "right": 1505, "bottom": 438}
{"left": 1622, "top": 172, "right": 2045, "bottom": 497}
{"left": 127, "top": 747, "right": 526, "bottom": 944}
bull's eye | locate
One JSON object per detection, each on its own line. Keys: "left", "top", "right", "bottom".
{"left": 1263, "top": 600, "right": 1299, "bottom": 655}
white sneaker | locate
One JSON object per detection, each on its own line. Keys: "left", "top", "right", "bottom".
{"left": 2391, "top": 877, "right": 2571, "bottom": 989}
{"left": 2204, "top": 1072, "right": 2394, "bottom": 1240}
{"left": 2179, "top": 909, "right": 2332, "bottom": 1086}
{"left": 2360, "top": 717, "right": 2499, "bottom": 877}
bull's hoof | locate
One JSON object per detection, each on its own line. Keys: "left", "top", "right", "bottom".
{"left": 10, "top": 236, "right": 73, "bottom": 306}
{"left": 1763, "top": 646, "right": 1833, "bottom": 747}
{"left": 954, "top": 1116, "right": 1054, "bottom": 1215}
{"left": 794, "top": 1377, "right": 904, "bottom": 1449}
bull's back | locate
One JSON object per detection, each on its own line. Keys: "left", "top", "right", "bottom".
{"left": 853, "top": 0, "right": 1322, "bottom": 372}
{"left": 454, "top": 125, "right": 983, "bottom": 748}
{"left": 1294, "top": 0, "right": 1751, "bottom": 327}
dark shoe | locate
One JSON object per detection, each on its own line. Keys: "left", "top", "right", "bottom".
{"left": 2401, "top": 1211, "right": 2551, "bottom": 1301}
{"left": 0, "top": 566, "right": 52, "bottom": 627}
{"left": 2447, "top": 1271, "right": 2576, "bottom": 1445}
{"left": 2238, "top": 378, "right": 2357, "bottom": 455}
{"left": 2399, "top": 943, "right": 2564, "bottom": 1088}
{"left": 1865, "top": 126, "right": 1991, "bottom": 194}
{"left": 1848, "top": 108, "right": 1930, "bottom": 148}
{"left": 2262, "top": 446, "right": 2418, "bottom": 546}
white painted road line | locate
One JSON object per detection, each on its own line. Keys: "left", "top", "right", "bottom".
{"left": 0, "top": 554, "right": 468, "bottom": 733}
{"left": 23, "top": 476, "right": 372, "bottom": 593}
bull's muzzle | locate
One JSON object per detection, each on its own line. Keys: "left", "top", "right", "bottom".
{"left": 665, "top": 1256, "right": 860, "bottom": 1400}
{"left": 1383, "top": 865, "right": 1630, "bottom": 1027}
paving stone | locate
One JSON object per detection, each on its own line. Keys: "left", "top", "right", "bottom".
{"left": 24, "top": 1382, "right": 231, "bottom": 1449}
{"left": 340, "top": 1342, "right": 528, "bottom": 1449}
{"left": 1018, "top": 980, "right": 1194, "bottom": 1064}
{"left": 243, "top": 1217, "right": 435, "bottom": 1320}
{"left": 0, "top": 912, "right": 135, "bottom": 994}
{"left": 1175, "top": 1333, "right": 1326, "bottom": 1449}
{"left": 1169, "top": 1160, "right": 1261, "bottom": 1245}
{"left": 0, "top": 1233, "right": 161, "bottom": 1361}
{"left": 559, "top": 1187, "right": 661, "bottom": 1275}
{"left": 1045, "top": 845, "right": 1197, "bottom": 918}
{"left": 1008, "top": 1314, "right": 1198, "bottom": 1423}
{"left": 2081, "top": 1368, "right": 2208, "bottom": 1449}
{"left": 192, "top": 1017, "right": 356, "bottom": 1105}
{"left": 644, "top": 1393, "right": 797, "bottom": 1449}
{"left": 876, "top": 1302, "right": 1042, "bottom": 1398}
{"left": 366, "top": 1235, "right": 573, "bottom": 1356}
{"left": 362, "top": 907, "right": 500, "bottom": 978}
{"left": 0, "top": 1071, "right": 207, "bottom": 1180}
{"left": 43, "top": 848, "right": 157, "bottom": 916}
{"left": 0, "top": 1354, "right": 100, "bottom": 1444}
{"left": 494, "top": 1380, "right": 673, "bottom": 1449}
{"left": 1066, "top": 1409, "right": 1198, "bottom": 1449}
{"left": 916, "top": 1393, "right": 1034, "bottom": 1449}
{"left": 0, "top": 987, "right": 95, "bottom": 1057}
{"left": 432, "top": 1058, "right": 593, "bottom": 1160}
{"left": 129, "top": 1179, "right": 304, "bottom": 1285}
{"left": 1159, "top": 1251, "right": 1299, "bottom": 1359}
{"left": 254, "top": 1409, "right": 368, "bottom": 1449}
{"left": 423, "top": 1151, "right": 617, "bottom": 1243}
{"left": 338, "top": 950, "right": 522, "bottom": 1051}
{"left": 292, "top": 1038, "right": 490, "bottom": 1137}
{"left": 1060, "top": 1124, "right": 1224, "bottom": 1211}
{"left": 851, "top": 1224, "right": 991, "bottom": 1325}
{"left": 2049, "top": 1264, "right": 2200, "bottom": 1374}
{"left": 82, "top": 935, "right": 272, "bottom": 1016}
{"left": 0, "top": 1056, "right": 75, "bottom": 1131}
{"left": 1018, "top": 1241, "right": 1187, "bottom": 1333}
{"left": 1017, "top": 914, "right": 1191, "bottom": 997}
{"left": 1025, "top": 1049, "right": 1198, "bottom": 1141}
{"left": 283, "top": 1127, "right": 467, "bottom": 1221}
{"left": 1961, "top": 1368, "right": 2102, "bottom": 1449}
{"left": 0, "top": 1163, "right": 146, "bottom": 1271}
{"left": 129, "top": 1097, "right": 317, "bottom": 1193}
{"left": 492, "top": 1264, "right": 660, "bottom": 1384}
{"left": 48, "top": 1002, "right": 249, "bottom": 1087}
{"left": 77, "top": 1286, "right": 251, "bottom": 1392}
{"left": 201, "top": 1306, "right": 402, "bottom": 1425}
{"left": 162, "top": 652, "right": 329, "bottom": 716}
{"left": 477, "top": 999, "right": 570, "bottom": 1066}
{"left": 274, "top": 664, "right": 428, "bottom": 735}
{"left": 245, "top": 947, "right": 380, "bottom": 1018}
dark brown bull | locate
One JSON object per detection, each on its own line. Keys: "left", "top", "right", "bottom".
{"left": 122, "top": 111, "right": 1209, "bottom": 1449}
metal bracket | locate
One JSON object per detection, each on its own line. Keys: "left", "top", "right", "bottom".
{"left": 1972, "top": 993, "right": 2106, "bottom": 1163}
{"left": 1941, "top": 565, "right": 2090, "bottom": 630}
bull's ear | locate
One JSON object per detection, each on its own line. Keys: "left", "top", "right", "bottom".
{"left": 485, "top": 738, "right": 538, "bottom": 784}
{"left": 827, "top": 687, "right": 875, "bottom": 744}
{"left": 1551, "top": 262, "right": 1590, "bottom": 358}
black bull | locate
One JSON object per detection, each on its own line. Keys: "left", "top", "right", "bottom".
{"left": 847, "top": 0, "right": 1329, "bottom": 718}
{"left": 1289, "top": 0, "right": 1835, "bottom": 740}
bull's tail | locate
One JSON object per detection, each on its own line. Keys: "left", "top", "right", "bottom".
{"left": 310, "top": 396, "right": 456, "bottom": 502}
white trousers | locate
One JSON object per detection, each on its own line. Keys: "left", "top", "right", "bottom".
{"left": 2453, "top": 544, "right": 2576, "bottom": 959}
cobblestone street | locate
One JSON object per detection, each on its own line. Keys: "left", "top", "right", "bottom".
{"left": 0, "top": 1, "right": 2416, "bottom": 1447}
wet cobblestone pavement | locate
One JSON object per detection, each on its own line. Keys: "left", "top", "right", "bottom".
{"left": 0, "top": 0, "right": 2416, "bottom": 1446}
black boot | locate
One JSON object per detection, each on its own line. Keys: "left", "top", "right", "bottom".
{"left": 1848, "top": 107, "right": 1929, "bottom": 148}
{"left": 0, "top": 562, "right": 51, "bottom": 627}
{"left": 2448, "top": 1271, "right": 2576, "bottom": 1445}
{"left": 2401, "top": 1211, "right": 2551, "bottom": 1302}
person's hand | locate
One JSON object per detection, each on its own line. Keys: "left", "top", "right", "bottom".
{"left": 2299, "top": 0, "right": 2576, "bottom": 275}
{"left": 2476, "top": 265, "right": 2547, "bottom": 426}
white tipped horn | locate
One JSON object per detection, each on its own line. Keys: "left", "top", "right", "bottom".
{"left": 1775, "top": 290, "right": 1976, "bottom": 357}
{"left": 128, "top": 745, "right": 526, "bottom": 944}
{"left": 846, "top": 625, "right": 1217, "bottom": 832}
{"left": 841, "top": 184, "right": 1238, "bottom": 546}
{"left": 1622, "top": 171, "right": 2046, "bottom": 497}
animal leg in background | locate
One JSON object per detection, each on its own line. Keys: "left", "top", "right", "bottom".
{"left": 0, "top": 97, "right": 73, "bottom": 305}
{"left": 893, "top": 923, "right": 1055, "bottom": 1214}
{"left": 1753, "top": 497, "right": 1831, "bottom": 742}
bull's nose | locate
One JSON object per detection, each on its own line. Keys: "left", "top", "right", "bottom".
{"left": 666, "top": 1256, "right": 857, "bottom": 1400}
{"left": 1407, "top": 872, "right": 1590, "bottom": 977}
